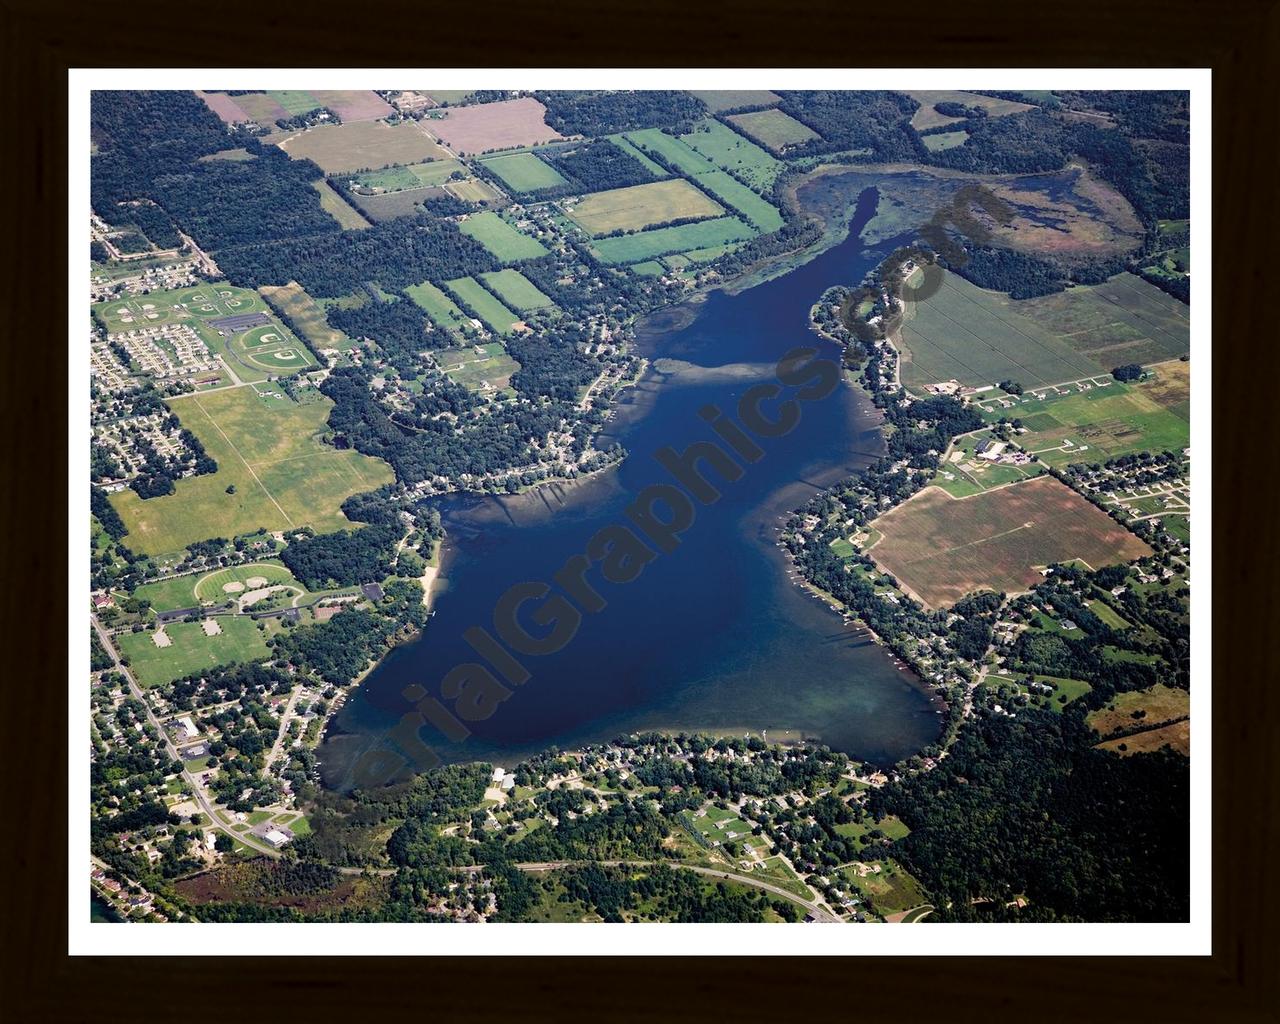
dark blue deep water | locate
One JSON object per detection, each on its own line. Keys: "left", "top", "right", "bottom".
{"left": 319, "top": 187, "right": 942, "bottom": 788}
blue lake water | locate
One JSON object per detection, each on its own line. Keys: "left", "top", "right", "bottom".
{"left": 319, "top": 186, "right": 942, "bottom": 788}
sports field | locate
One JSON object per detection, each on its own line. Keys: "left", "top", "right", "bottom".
{"left": 405, "top": 280, "right": 470, "bottom": 331}
{"left": 259, "top": 282, "right": 358, "bottom": 352}
{"left": 725, "top": 109, "right": 820, "bottom": 152}
{"left": 479, "top": 152, "right": 568, "bottom": 193}
{"left": 133, "top": 559, "right": 305, "bottom": 612}
{"left": 897, "top": 271, "right": 1109, "bottom": 392}
{"left": 350, "top": 158, "right": 466, "bottom": 193}
{"left": 589, "top": 217, "right": 757, "bottom": 265}
{"left": 479, "top": 269, "right": 554, "bottom": 312}
{"left": 93, "top": 282, "right": 264, "bottom": 331}
{"left": 680, "top": 118, "right": 784, "bottom": 191}
{"left": 429, "top": 97, "right": 563, "bottom": 154}
{"left": 688, "top": 90, "right": 781, "bottom": 113}
{"left": 232, "top": 324, "right": 315, "bottom": 375}
{"left": 567, "top": 179, "right": 724, "bottom": 235}
{"left": 867, "top": 475, "right": 1153, "bottom": 609}
{"left": 444, "top": 277, "right": 521, "bottom": 335}
{"left": 276, "top": 120, "right": 451, "bottom": 175}
{"left": 457, "top": 211, "right": 548, "bottom": 262}
{"left": 117, "top": 615, "right": 270, "bottom": 688}
{"left": 435, "top": 342, "right": 521, "bottom": 392}
{"left": 986, "top": 360, "right": 1190, "bottom": 467}
{"left": 110, "top": 386, "right": 394, "bottom": 556}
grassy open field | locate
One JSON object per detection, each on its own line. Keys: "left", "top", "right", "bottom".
{"left": 346, "top": 187, "right": 445, "bottom": 223}
{"left": 434, "top": 342, "right": 520, "bottom": 392}
{"left": 259, "top": 282, "right": 358, "bottom": 352}
{"left": 589, "top": 217, "right": 756, "bottom": 265}
{"left": 349, "top": 158, "right": 466, "bottom": 193}
{"left": 1096, "top": 719, "right": 1190, "bottom": 756}
{"left": 306, "top": 91, "right": 394, "bottom": 122}
{"left": 725, "top": 108, "right": 820, "bottom": 152}
{"left": 998, "top": 272, "right": 1190, "bottom": 369}
{"left": 566, "top": 179, "right": 724, "bottom": 235}
{"left": 275, "top": 121, "right": 451, "bottom": 175}
{"left": 110, "top": 386, "right": 394, "bottom": 557}
{"left": 429, "top": 97, "right": 563, "bottom": 154}
{"left": 680, "top": 118, "right": 784, "bottom": 191}
{"left": 269, "top": 90, "right": 321, "bottom": 115}
{"left": 625, "top": 129, "right": 718, "bottom": 176}
{"left": 689, "top": 90, "right": 781, "bottom": 112}
{"left": 1087, "top": 684, "right": 1190, "bottom": 739}
{"left": 444, "top": 277, "right": 521, "bottom": 335}
{"left": 479, "top": 152, "right": 568, "bottom": 192}
{"left": 988, "top": 360, "right": 1190, "bottom": 467}
{"left": 868, "top": 475, "right": 1153, "bottom": 609}
{"left": 897, "top": 271, "right": 1109, "bottom": 391}
{"left": 118, "top": 616, "right": 270, "bottom": 688}
{"left": 921, "top": 130, "right": 969, "bottom": 152}
{"left": 405, "top": 280, "right": 470, "bottom": 332}
{"left": 478, "top": 269, "right": 553, "bottom": 312}
{"left": 311, "top": 180, "right": 371, "bottom": 230}
{"left": 445, "top": 178, "right": 503, "bottom": 204}
{"left": 905, "top": 90, "right": 1036, "bottom": 131}
{"left": 839, "top": 860, "right": 927, "bottom": 917}
{"left": 630, "top": 260, "right": 666, "bottom": 277}
{"left": 228, "top": 92, "right": 291, "bottom": 128}
{"left": 457, "top": 211, "right": 548, "bottom": 262}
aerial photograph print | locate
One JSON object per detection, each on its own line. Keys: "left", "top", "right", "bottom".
{"left": 81, "top": 76, "right": 1201, "bottom": 947}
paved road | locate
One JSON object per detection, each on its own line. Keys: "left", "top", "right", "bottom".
{"left": 337, "top": 859, "right": 840, "bottom": 920}
{"left": 91, "top": 616, "right": 280, "bottom": 859}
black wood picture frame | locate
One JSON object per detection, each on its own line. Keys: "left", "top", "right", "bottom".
{"left": 3, "top": 0, "right": 1274, "bottom": 1018}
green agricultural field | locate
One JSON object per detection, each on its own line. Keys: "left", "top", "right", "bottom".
{"left": 268, "top": 90, "right": 320, "bottom": 115}
{"left": 478, "top": 269, "right": 553, "bottom": 312}
{"left": 922, "top": 130, "right": 969, "bottom": 152}
{"left": 589, "top": 217, "right": 756, "bottom": 265}
{"left": 567, "top": 178, "right": 724, "bottom": 235}
{"left": 725, "top": 108, "right": 820, "bottom": 152}
{"left": 605, "top": 134, "right": 668, "bottom": 176}
{"left": 624, "top": 129, "right": 716, "bottom": 176}
{"left": 259, "top": 282, "right": 358, "bottom": 352}
{"left": 117, "top": 616, "right": 270, "bottom": 688}
{"left": 445, "top": 178, "right": 503, "bottom": 203}
{"left": 110, "top": 386, "right": 394, "bottom": 557}
{"left": 680, "top": 118, "right": 784, "bottom": 190}
{"left": 1006, "top": 273, "right": 1190, "bottom": 369}
{"left": 630, "top": 260, "right": 665, "bottom": 277}
{"left": 444, "top": 277, "right": 521, "bottom": 334}
{"left": 405, "top": 280, "right": 471, "bottom": 332}
{"left": 457, "top": 211, "right": 548, "bottom": 262}
{"left": 479, "top": 152, "right": 568, "bottom": 192}
{"left": 897, "top": 271, "right": 1109, "bottom": 392}
{"left": 312, "top": 180, "right": 370, "bottom": 230}
{"left": 350, "top": 158, "right": 466, "bottom": 193}
{"left": 620, "top": 130, "right": 784, "bottom": 232}
{"left": 992, "top": 361, "right": 1190, "bottom": 467}
{"left": 688, "top": 89, "right": 781, "bottom": 113}
{"left": 275, "top": 120, "right": 451, "bottom": 175}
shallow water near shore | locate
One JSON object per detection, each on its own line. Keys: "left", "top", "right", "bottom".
{"left": 319, "top": 185, "right": 943, "bottom": 788}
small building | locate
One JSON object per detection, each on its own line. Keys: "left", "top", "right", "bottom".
{"left": 92, "top": 592, "right": 114, "bottom": 609}
{"left": 262, "top": 828, "right": 292, "bottom": 849}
